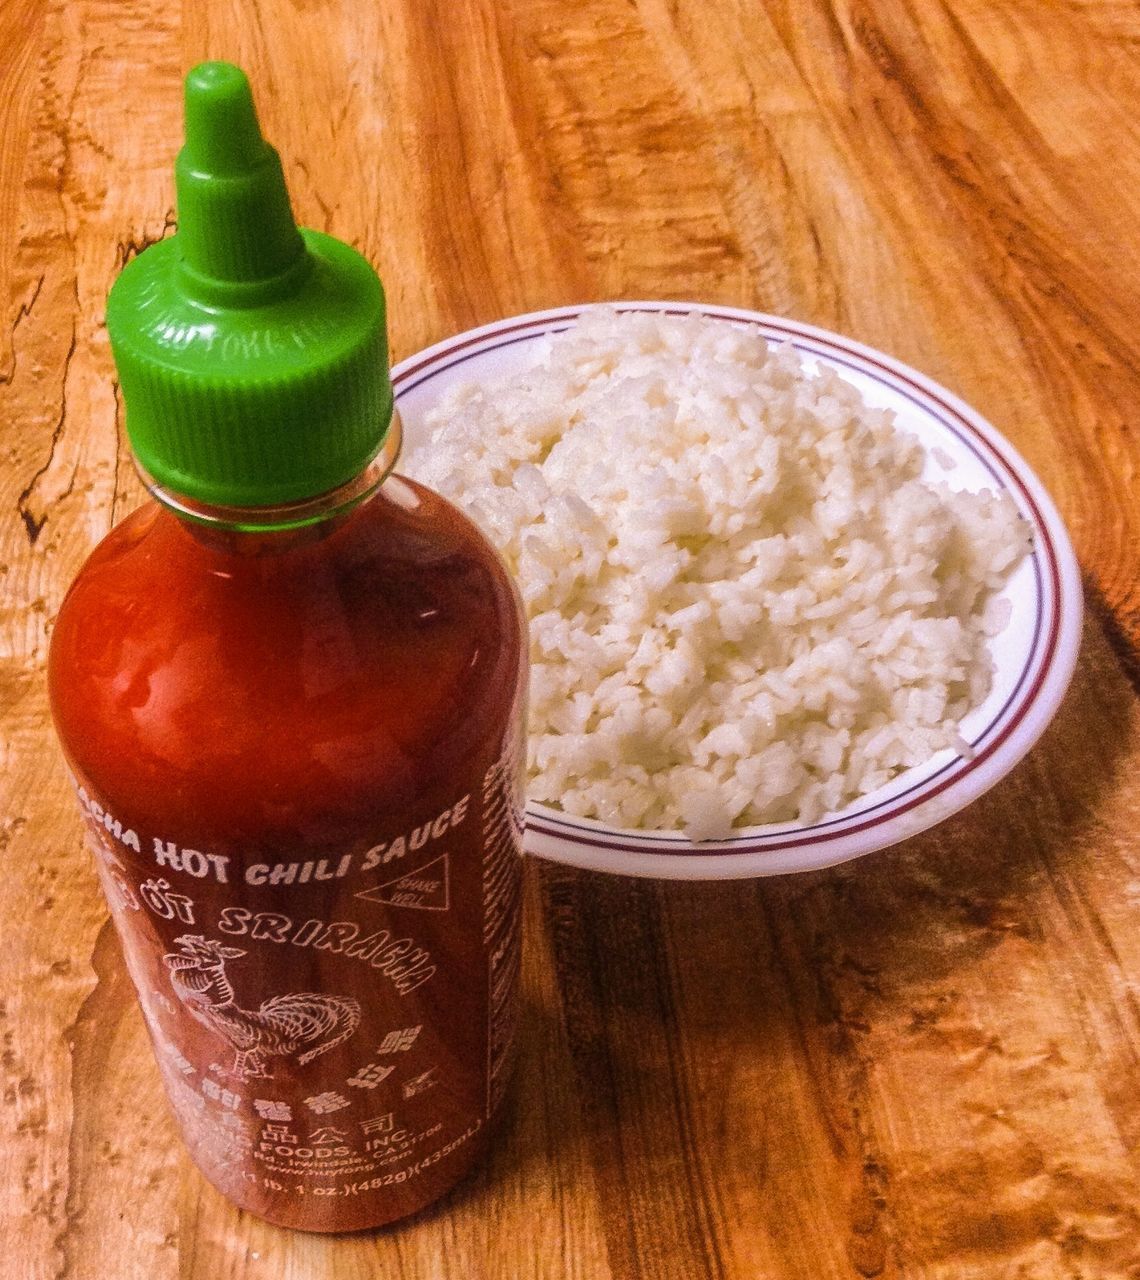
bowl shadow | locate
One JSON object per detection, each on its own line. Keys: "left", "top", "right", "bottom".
{"left": 468, "top": 609, "right": 1138, "bottom": 1271}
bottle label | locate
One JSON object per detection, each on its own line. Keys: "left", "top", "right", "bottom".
{"left": 71, "top": 743, "right": 523, "bottom": 1225}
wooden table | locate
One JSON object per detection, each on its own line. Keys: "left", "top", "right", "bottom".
{"left": 4, "top": 3, "right": 1139, "bottom": 1277}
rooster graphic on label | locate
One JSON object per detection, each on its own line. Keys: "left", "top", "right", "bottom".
{"left": 164, "top": 935, "right": 361, "bottom": 1080}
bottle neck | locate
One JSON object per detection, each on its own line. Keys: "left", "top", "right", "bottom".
{"left": 139, "top": 412, "right": 403, "bottom": 552}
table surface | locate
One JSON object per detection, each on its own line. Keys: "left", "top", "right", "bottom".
{"left": 4, "top": 3, "right": 1140, "bottom": 1277}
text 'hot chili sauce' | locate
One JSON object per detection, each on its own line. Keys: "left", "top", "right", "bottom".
{"left": 48, "top": 62, "right": 527, "bottom": 1232}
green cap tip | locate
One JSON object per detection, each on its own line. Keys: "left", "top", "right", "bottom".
{"left": 175, "top": 59, "right": 303, "bottom": 291}
{"left": 182, "top": 62, "right": 268, "bottom": 176}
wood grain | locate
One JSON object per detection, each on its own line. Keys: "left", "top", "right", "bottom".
{"left": 2, "top": 2, "right": 1138, "bottom": 1276}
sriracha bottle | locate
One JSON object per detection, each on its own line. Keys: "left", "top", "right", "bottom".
{"left": 48, "top": 62, "right": 527, "bottom": 1231}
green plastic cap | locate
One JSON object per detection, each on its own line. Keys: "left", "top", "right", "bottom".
{"left": 106, "top": 62, "right": 393, "bottom": 508}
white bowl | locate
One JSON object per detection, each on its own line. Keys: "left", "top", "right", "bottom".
{"left": 392, "top": 303, "right": 1083, "bottom": 880}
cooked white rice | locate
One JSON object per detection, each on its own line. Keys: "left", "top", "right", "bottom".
{"left": 405, "top": 307, "right": 1030, "bottom": 840}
